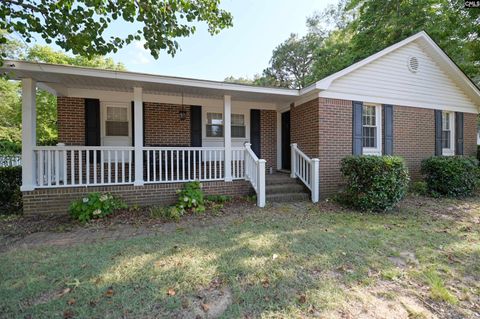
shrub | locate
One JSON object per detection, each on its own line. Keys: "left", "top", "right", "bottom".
{"left": 69, "top": 192, "right": 127, "bottom": 222}
{"left": 0, "top": 140, "right": 21, "bottom": 154}
{"left": 421, "top": 156, "right": 479, "bottom": 197}
{"left": 409, "top": 181, "right": 428, "bottom": 196}
{"left": 176, "top": 181, "right": 205, "bottom": 214}
{"left": 340, "top": 156, "right": 410, "bottom": 212}
{"left": 0, "top": 166, "right": 22, "bottom": 214}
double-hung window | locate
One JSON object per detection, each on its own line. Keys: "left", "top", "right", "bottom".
{"left": 206, "top": 112, "right": 224, "bottom": 137}
{"left": 105, "top": 105, "right": 129, "bottom": 137}
{"left": 442, "top": 111, "right": 455, "bottom": 156}
{"left": 362, "top": 104, "right": 382, "bottom": 155}
{"left": 231, "top": 114, "right": 246, "bottom": 138}
{"left": 206, "top": 112, "right": 246, "bottom": 138}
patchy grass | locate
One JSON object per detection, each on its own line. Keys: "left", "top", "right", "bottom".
{"left": 0, "top": 195, "right": 479, "bottom": 318}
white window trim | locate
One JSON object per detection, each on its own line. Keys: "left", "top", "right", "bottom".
{"left": 202, "top": 106, "right": 250, "bottom": 142}
{"left": 100, "top": 101, "right": 132, "bottom": 145}
{"left": 362, "top": 103, "right": 382, "bottom": 156}
{"left": 442, "top": 111, "right": 455, "bottom": 156}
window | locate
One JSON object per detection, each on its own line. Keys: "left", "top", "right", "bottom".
{"left": 105, "top": 106, "right": 129, "bottom": 136}
{"left": 206, "top": 112, "right": 223, "bottom": 137}
{"left": 362, "top": 104, "right": 382, "bottom": 155}
{"left": 442, "top": 111, "right": 454, "bottom": 155}
{"left": 231, "top": 114, "right": 246, "bottom": 138}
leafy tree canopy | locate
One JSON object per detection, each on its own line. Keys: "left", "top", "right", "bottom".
{"left": 259, "top": 0, "right": 479, "bottom": 89}
{"left": 0, "top": 0, "right": 233, "bottom": 64}
{"left": 0, "top": 36, "right": 128, "bottom": 149}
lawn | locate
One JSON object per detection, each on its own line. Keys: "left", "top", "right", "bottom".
{"left": 0, "top": 195, "right": 479, "bottom": 318}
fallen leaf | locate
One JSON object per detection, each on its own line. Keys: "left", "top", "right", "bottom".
{"left": 67, "top": 298, "right": 76, "bottom": 305}
{"left": 104, "top": 287, "right": 114, "bottom": 297}
{"left": 56, "top": 287, "right": 71, "bottom": 298}
{"left": 201, "top": 303, "right": 210, "bottom": 312}
{"left": 298, "top": 293, "right": 307, "bottom": 304}
{"left": 167, "top": 288, "right": 176, "bottom": 296}
{"left": 63, "top": 309, "right": 74, "bottom": 319}
{"left": 262, "top": 278, "right": 270, "bottom": 288}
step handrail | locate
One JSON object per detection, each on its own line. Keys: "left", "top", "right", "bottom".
{"left": 244, "top": 143, "right": 266, "bottom": 207}
{"left": 290, "top": 143, "right": 320, "bottom": 203}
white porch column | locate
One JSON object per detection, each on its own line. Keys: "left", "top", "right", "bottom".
{"left": 224, "top": 95, "right": 232, "bottom": 181}
{"left": 133, "top": 87, "right": 144, "bottom": 186}
{"left": 20, "top": 78, "right": 37, "bottom": 191}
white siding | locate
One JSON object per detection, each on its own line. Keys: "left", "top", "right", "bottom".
{"left": 323, "top": 40, "right": 478, "bottom": 113}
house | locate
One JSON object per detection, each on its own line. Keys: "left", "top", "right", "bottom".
{"left": 2, "top": 31, "right": 479, "bottom": 215}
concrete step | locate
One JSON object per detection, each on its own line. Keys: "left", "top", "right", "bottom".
{"left": 266, "top": 175, "right": 299, "bottom": 185}
{"left": 266, "top": 183, "right": 307, "bottom": 194}
{"left": 266, "top": 192, "right": 310, "bottom": 202}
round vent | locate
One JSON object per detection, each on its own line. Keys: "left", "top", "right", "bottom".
{"left": 407, "top": 56, "right": 419, "bottom": 73}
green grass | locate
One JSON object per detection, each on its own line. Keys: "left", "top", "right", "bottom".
{"left": 0, "top": 196, "right": 479, "bottom": 318}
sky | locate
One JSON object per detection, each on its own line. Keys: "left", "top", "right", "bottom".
{"left": 99, "top": 0, "right": 338, "bottom": 81}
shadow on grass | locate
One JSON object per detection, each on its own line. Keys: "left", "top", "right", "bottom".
{"left": 0, "top": 196, "right": 478, "bottom": 318}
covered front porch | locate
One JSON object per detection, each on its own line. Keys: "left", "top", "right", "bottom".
{"left": 5, "top": 60, "right": 320, "bottom": 212}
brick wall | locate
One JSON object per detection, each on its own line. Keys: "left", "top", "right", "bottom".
{"left": 318, "top": 98, "right": 353, "bottom": 196}
{"left": 464, "top": 112, "right": 478, "bottom": 157}
{"left": 23, "top": 181, "right": 253, "bottom": 216}
{"left": 144, "top": 102, "right": 191, "bottom": 146}
{"left": 393, "top": 106, "right": 435, "bottom": 180}
{"left": 57, "top": 97, "right": 85, "bottom": 145}
{"left": 290, "top": 98, "right": 320, "bottom": 158}
{"left": 260, "top": 110, "right": 277, "bottom": 171}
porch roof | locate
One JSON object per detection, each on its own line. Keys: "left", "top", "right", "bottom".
{"left": 1, "top": 60, "right": 301, "bottom": 104}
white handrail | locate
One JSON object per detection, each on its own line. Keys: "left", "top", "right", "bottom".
{"left": 244, "top": 143, "right": 266, "bottom": 207}
{"left": 290, "top": 143, "right": 320, "bottom": 203}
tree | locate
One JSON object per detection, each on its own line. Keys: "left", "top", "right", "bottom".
{"left": 310, "top": 0, "right": 480, "bottom": 85}
{"left": 0, "top": 39, "right": 128, "bottom": 148}
{"left": 0, "top": 0, "right": 233, "bottom": 64}
{"left": 261, "top": 33, "right": 321, "bottom": 89}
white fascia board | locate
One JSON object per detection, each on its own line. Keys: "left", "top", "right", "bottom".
{"left": 2, "top": 60, "right": 299, "bottom": 97}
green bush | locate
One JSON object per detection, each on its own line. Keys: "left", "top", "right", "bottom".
{"left": 421, "top": 156, "right": 479, "bottom": 197}
{"left": 69, "top": 192, "right": 127, "bottom": 222}
{"left": 340, "top": 155, "right": 410, "bottom": 212}
{"left": 0, "top": 166, "right": 22, "bottom": 214}
{"left": 176, "top": 181, "right": 205, "bottom": 214}
{"left": 409, "top": 181, "right": 428, "bottom": 196}
{"left": 0, "top": 140, "right": 21, "bottom": 154}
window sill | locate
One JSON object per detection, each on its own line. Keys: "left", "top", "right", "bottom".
{"left": 363, "top": 148, "right": 382, "bottom": 156}
{"left": 442, "top": 149, "right": 455, "bottom": 156}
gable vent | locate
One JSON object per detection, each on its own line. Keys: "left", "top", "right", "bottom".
{"left": 407, "top": 56, "right": 419, "bottom": 73}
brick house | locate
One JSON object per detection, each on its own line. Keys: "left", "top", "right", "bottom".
{"left": 2, "top": 31, "right": 479, "bottom": 215}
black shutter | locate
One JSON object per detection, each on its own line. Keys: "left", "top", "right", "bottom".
{"left": 434, "top": 110, "right": 442, "bottom": 156}
{"left": 455, "top": 112, "right": 464, "bottom": 155}
{"left": 85, "top": 99, "right": 100, "bottom": 146}
{"left": 190, "top": 105, "right": 202, "bottom": 147}
{"left": 383, "top": 104, "right": 394, "bottom": 155}
{"left": 352, "top": 101, "right": 363, "bottom": 155}
{"left": 250, "top": 109, "right": 261, "bottom": 157}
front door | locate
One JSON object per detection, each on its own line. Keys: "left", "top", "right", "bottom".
{"left": 281, "top": 111, "right": 291, "bottom": 170}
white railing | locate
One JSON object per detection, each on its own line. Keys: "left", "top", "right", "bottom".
{"left": 244, "top": 143, "right": 266, "bottom": 207}
{"left": 0, "top": 154, "right": 21, "bottom": 167}
{"left": 34, "top": 146, "right": 134, "bottom": 187}
{"left": 143, "top": 147, "right": 224, "bottom": 183}
{"left": 290, "top": 143, "right": 320, "bottom": 203}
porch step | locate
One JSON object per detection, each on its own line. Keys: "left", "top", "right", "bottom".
{"left": 266, "top": 192, "right": 310, "bottom": 203}
{"left": 265, "top": 172, "right": 311, "bottom": 203}
{"left": 266, "top": 183, "right": 306, "bottom": 194}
